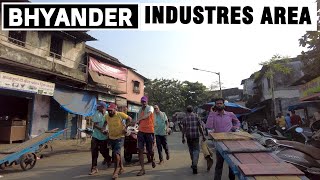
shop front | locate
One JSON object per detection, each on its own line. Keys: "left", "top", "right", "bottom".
{"left": 98, "top": 93, "right": 116, "bottom": 104}
{"left": 0, "top": 72, "right": 55, "bottom": 143}
{"left": 116, "top": 96, "right": 128, "bottom": 113}
{"left": 127, "top": 103, "right": 141, "bottom": 122}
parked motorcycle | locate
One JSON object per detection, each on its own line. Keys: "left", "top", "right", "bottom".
{"left": 266, "top": 127, "right": 320, "bottom": 179}
{"left": 123, "top": 124, "right": 152, "bottom": 163}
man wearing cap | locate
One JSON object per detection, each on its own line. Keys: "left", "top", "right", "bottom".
{"left": 136, "top": 96, "right": 156, "bottom": 176}
{"left": 104, "top": 103, "right": 132, "bottom": 179}
{"left": 89, "top": 101, "right": 111, "bottom": 175}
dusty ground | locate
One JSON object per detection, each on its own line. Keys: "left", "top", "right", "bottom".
{"left": 0, "top": 132, "right": 234, "bottom": 180}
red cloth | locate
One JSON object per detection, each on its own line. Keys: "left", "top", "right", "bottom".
{"left": 89, "top": 57, "right": 127, "bottom": 81}
{"left": 290, "top": 114, "right": 302, "bottom": 125}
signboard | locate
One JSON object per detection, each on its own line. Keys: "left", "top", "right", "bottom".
{"left": 0, "top": 72, "right": 55, "bottom": 96}
{"left": 128, "top": 104, "right": 141, "bottom": 113}
{"left": 300, "top": 76, "right": 320, "bottom": 99}
{"left": 98, "top": 94, "right": 115, "bottom": 103}
{"left": 116, "top": 97, "right": 127, "bottom": 107}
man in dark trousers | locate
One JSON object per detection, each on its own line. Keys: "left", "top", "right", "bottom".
{"left": 136, "top": 96, "right": 156, "bottom": 176}
{"left": 181, "top": 105, "right": 206, "bottom": 174}
{"left": 154, "top": 105, "right": 170, "bottom": 165}
{"left": 206, "top": 98, "right": 241, "bottom": 180}
{"left": 89, "top": 101, "right": 111, "bottom": 175}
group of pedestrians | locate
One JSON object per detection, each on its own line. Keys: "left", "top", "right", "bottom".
{"left": 276, "top": 110, "right": 303, "bottom": 129}
{"left": 89, "top": 95, "right": 241, "bottom": 180}
{"left": 89, "top": 101, "right": 132, "bottom": 179}
{"left": 88, "top": 96, "right": 170, "bottom": 179}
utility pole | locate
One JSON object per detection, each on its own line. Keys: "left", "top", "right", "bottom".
{"left": 193, "top": 68, "right": 222, "bottom": 97}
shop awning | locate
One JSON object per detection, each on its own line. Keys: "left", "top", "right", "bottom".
{"left": 53, "top": 88, "right": 97, "bottom": 116}
{"left": 233, "top": 105, "right": 266, "bottom": 117}
{"left": 288, "top": 100, "right": 320, "bottom": 111}
{"left": 89, "top": 70, "right": 118, "bottom": 89}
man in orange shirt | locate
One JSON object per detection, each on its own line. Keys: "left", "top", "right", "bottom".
{"left": 136, "top": 96, "right": 155, "bottom": 176}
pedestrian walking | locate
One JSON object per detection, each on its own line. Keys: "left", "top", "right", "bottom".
{"left": 136, "top": 96, "right": 156, "bottom": 176}
{"left": 104, "top": 103, "right": 132, "bottom": 179}
{"left": 290, "top": 110, "right": 302, "bottom": 126}
{"left": 181, "top": 105, "right": 206, "bottom": 174}
{"left": 89, "top": 101, "right": 111, "bottom": 175}
{"left": 206, "top": 98, "right": 240, "bottom": 180}
{"left": 285, "top": 113, "right": 292, "bottom": 128}
{"left": 153, "top": 105, "right": 170, "bottom": 165}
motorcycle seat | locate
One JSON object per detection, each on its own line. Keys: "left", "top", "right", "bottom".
{"left": 278, "top": 140, "right": 320, "bottom": 160}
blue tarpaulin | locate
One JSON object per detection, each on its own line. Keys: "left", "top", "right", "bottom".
{"left": 201, "top": 102, "right": 251, "bottom": 115}
{"left": 239, "top": 105, "right": 266, "bottom": 116}
{"left": 53, "top": 88, "right": 97, "bottom": 117}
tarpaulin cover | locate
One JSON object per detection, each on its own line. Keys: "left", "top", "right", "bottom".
{"left": 89, "top": 57, "right": 127, "bottom": 81}
{"left": 201, "top": 102, "right": 251, "bottom": 115}
{"left": 238, "top": 105, "right": 266, "bottom": 116}
{"left": 288, "top": 100, "right": 320, "bottom": 111}
{"left": 53, "top": 88, "right": 97, "bottom": 117}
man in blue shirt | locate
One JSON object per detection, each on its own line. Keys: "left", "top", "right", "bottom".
{"left": 285, "top": 113, "right": 292, "bottom": 128}
{"left": 89, "top": 101, "right": 111, "bottom": 175}
{"left": 154, "top": 105, "right": 170, "bottom": 165}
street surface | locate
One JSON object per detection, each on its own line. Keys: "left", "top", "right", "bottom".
{"left": 1, "top": 132, "right": 234, "bottom": 180}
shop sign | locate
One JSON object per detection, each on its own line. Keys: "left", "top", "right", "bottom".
{"left": 98, "top": 94, "right": 115, "bottom": 103}
{"left": 116, "top": 97, "right": 127, "bottom": 106}
{"left": 0, "top": 72, "right": 55, "bottom": 96}
{"left": 300, "top": 76, "right": 320, "bottom": 99}
{"left": 128, "top": 104, "right": 141, "bottom": 113}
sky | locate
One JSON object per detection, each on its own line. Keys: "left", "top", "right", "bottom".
{"left": 32, "top": 0, "right": 310, "bottom": 90}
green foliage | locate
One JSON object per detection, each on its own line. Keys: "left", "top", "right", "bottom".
{"left": 259, "top": 54, "right": 292, "bottom": 79}
{"left": 298, "top": 1, "right": 320, "bottom": 77}
{"left": 144, "top": 78, "right": 211, "bottom": 117}
{"left": 302, "top": 86, "right": 320, "bottom": 97}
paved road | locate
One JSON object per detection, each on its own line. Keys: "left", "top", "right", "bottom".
{"left": 1, "top": 132, "right": 233, "bottom": 180}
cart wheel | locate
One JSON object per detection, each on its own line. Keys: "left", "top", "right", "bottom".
{"left": 20, "top": 153, "right": 37, "bottom": 171}
{"left": 124, "top": 151, "right": 132, "bottom": 163}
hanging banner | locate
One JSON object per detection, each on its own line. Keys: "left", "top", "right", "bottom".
{"left": 0, "top": 72, "right": 55, "bottom": 96}
{"left": 89, "top": 57, "right": 127, "bottom": 81}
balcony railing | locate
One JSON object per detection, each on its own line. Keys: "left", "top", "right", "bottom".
{"left": 0, "top": 32, "right": 87, "bottom": 82}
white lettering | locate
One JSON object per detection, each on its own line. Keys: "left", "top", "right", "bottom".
{"left": 105, "top": 8, "right": 117, "bottom": 26}
{"left": 25, "top": 8, "right": 39, "bottom": 26}
{"left": 89, "top": 8, "right": 103, "bottom": 26}
{"left": 9, "top": 8, "right": 23, "bottom": 26}
{"left": 119, "top": 8, "right": 132, "bottom": 26}
{"left": 40, "top": 8, "right": 55, "bottom": 26}
{"left": 71, "top": 8, "right": 86, "bottom": 26}
{"left": 54, "top": 8, "right": 70, "bottom": 26}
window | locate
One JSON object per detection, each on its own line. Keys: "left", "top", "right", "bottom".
{"left": 50, "top": 35, "right": 63, "bottom": 60}
{"left": 267, "top": 78, "right": 271, "bottom": 89}
{"left": 133, "top": 81, "right": 140, "bottom": 94}
{"left": 8, "top": 31, "right": 26, "bottom": 46}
